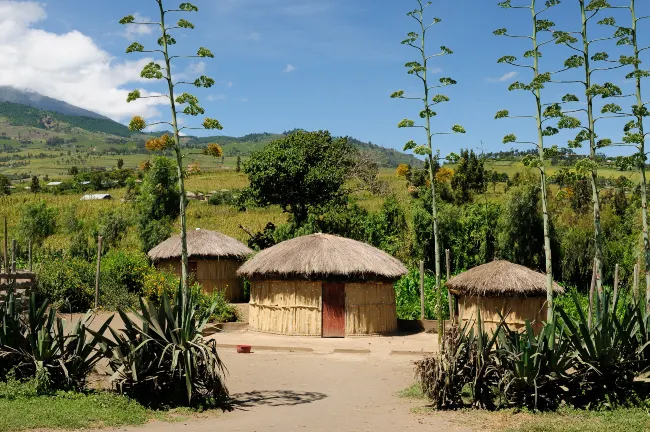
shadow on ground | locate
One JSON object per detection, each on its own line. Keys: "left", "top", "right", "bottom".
{"left": 229, "top": 390, "right": 327, "bottom": 409}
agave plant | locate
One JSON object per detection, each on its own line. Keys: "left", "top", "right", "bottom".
{"left": 557, "top": 289, "right": 639, "bottom": 408}
{"left": 92, "top": 283, "right": 229, "bottom": 407}
{"left": 496, "top": 317, "right": 574, "bottom": 411}
{"left": 0, "top": 290, "right": 112, "bottom": 392}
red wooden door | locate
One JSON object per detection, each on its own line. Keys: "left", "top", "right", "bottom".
{"left": 322, "top": 282, "right": 346, "bottom": 338}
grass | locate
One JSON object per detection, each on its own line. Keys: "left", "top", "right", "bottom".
{"left": 0, "top": 390, "right": 150, "bottom": 431}
{"left": 398, "top": 383, "right": 650, "bottom": 432}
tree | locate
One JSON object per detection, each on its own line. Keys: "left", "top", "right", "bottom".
{"left": 120, "top": 1, "right": 223, "bottom": 290}
{"left": 136, "top": 156, "right": 180, "bottom": 252}
{"left": 243, "top": 130, "right": 355, "bottom": 224}
{"left": 117, "top": 158, "right": 124, "bottom": 169}
{"left": 392, "top": 0, "right": 466, "bottom": 341}
{"left": 450, "top": 149, "right": 485, "bottom": 204}
{"left": 616, "top": 0, "right": 650, "bottom": 301}
{"left": 30, "top": 176, "right": 40, "bottom": 193}
{"left": 0, "top": 174, "right": 11, "bottom": 196}
{"left": 235, "top": 156, "right": 241, "bottom": 173}
{"left": 68, "top": 166, "right": 79, "bottom": 176}
{"left": 18, "top": 201, "right": 57, "bottom": 246}
{"left": 551, "top": 0, "right": 624, "bottom": 294}
{"left": 493, "top": 0, "right": 562, "bottom": 321}
{"left": 396, "top": 163, "right": 411, "bottom": 178}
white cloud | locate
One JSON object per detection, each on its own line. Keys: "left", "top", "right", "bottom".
{"left": 488, "top": 71, "right": 518, "bottom": 83}
{"left": 207, "top": 94, "right": 227, "bottom": 102}
{"left": 227, "top": 81, "right": 233, "bottom": 87}
{"left": 247, "top": 32, "right": 260, "bottom": 41}
{"left": 0, "top": 1, "right": 167, "bottom": 121}
{"left": 284, "top": 63, "right": 296, "bottom": 73}
{"left": 122, "top": 13, "right": 155, "bottom": 39}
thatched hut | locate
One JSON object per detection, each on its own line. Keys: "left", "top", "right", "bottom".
{"left": 148, "top": 229, "right": 253, "bottom": 302}
{"left": 237, "top": 233, "right": 407, "bottom": 337}
{"left": 446, "top": 260, "right": 565, "bottom": 333}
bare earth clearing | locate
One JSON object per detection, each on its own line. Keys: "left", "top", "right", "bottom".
{"left": 100, "top": 348, "right": 468, "bottom": 432}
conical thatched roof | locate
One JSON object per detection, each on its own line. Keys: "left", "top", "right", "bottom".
{"left": 148, "top": 229, "right": 253, "bottom": 262}
{"left": 446, "top": 260, "right": 564, "bottom": 297}
{"left": 237, "top": 233, "right": 407, "bottom": 281}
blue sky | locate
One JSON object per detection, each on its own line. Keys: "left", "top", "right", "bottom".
{"left": 4, "top": 0, "right": 650, "bottom": 157}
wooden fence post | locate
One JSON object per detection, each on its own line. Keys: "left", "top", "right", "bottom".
{"left": 419, "top": 260, "right": 425, "bottom": 320}
{"left": 28, "top": 239, "right": 32, "bottom": 273}
{"left": 3, "top": 216, "right": 7, "bottom": 273}
{"left": 94, "top": 236, "right": 103, "bottom": 309}
{"left": 634, "top": 263, "right": 640, "bottom": 302}
{"left": 588, "top": 258, "right": 596, "bottom": 329}
{"left": 446, "top": 249, "right": 453, "bottom": 319}
{"left": 613, "top": 264, "right": 619, "bottom": 306}
{"left": 11, "top": 239, "right": 16, "bottom": 273}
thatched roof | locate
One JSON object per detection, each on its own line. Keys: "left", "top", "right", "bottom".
{"left": 237, "top": 233, "right": 407, "bottom": 281}
{"left": 148, "top": 229, "right": 253, "bottom": 262}
{"left": 446, "top": 260, "right": 564, "bottom": 297}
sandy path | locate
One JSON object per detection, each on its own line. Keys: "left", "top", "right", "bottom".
{"left": 104, "top": 350, "right": 468, "bottom": 432}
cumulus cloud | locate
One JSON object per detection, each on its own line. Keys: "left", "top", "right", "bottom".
{"left": 122, "top": 13, "right": 155, "bottom": 39}
{"left": 207, "top": 94, "right": 227, "bottom": 102}
{"left": 284, "top": 63, "right": 296, "bottom": 73}
{"left": 0, "top": 1, "right": 167, "bottom": 121}
{"left": 488, "top": 71, "right": 518, "bottom": 83}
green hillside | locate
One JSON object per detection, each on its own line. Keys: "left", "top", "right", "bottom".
{"left": 0, "top": 102, "right": 133, "bottom": 137}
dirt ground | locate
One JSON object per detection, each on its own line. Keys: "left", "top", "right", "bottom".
{"left": 101, "top": 349, "right": 469, "bottom": 432}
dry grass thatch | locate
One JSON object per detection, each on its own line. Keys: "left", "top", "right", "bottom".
{"left": 446, "top": 260, "right": 565, "bottom": 297}
{"left": 148, "top": 228, "right": 253, "bottom": 262}
{"left": 237, "top": 233, "right": 407, "bottom": 281}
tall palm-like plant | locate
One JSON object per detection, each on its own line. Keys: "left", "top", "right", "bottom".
{"left": 493, "top": 0, "right": 561, "bottom": 321}
{"left": 392, "top": 0, "right": 466, "bottom": 342}
{"left": 120, "top": 1, "right": 224, "bottom": 291}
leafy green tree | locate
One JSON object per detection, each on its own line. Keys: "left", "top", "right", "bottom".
{"left": 391, "top": 0, "right": 466, "bottom": 339}
{"left": 497, "top": 184, "right": 545, "bottom": 268}
{"left": 136, "top": 156, "right": 180, "bottom": 252}
{"left": 94, "top": 209, "right": 131, "bottom": 251}
{"left": 30, "top": 176, "right": 40, "bottom": 193}
{"left": 18, "top": 201, "right": 57, "bottom": 246}
{"left": 615, "top": 0, "right": 650, "bottom": 300}
{"left": 120, "top": 1, "right": 223, "bottom": 290}
{"left": 235, "top": 156, "right": 241, "bottom": 173}
{"left": 450, "top": 149, "right": 485, "bottom": 204}
{"left": 117, "top": 158, "right": 124, "bottom": 170}
{"left": 494, "top": 0, "right": 561, "bottom": 320}
{"left": 243, "top": 130, "right": 355, "bottom": 224}
{"left": 551, "top": 0, "right": 624, "bottom": 294}
{"left": 0, "top": 174, "right": 11, "bottom": 196}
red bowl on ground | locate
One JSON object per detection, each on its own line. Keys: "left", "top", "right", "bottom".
{"left": 236, "top": 345, "right": 252, "bottom": 354}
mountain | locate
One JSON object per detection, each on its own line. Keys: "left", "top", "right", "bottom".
{"left": 0, "top": 101, "right": 133, "bottom": 137}
{"left": 0, "top": 91, "right": 421, "bottom": 168}
{"left": 0, "top": 86, "right": 110, "bottom": 120}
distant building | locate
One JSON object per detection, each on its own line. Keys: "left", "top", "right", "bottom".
{"left": 80, "top": 194, "right": 112, "bottom": 201}
{"left": 46, "top": 181, "right": 62, "bottom": 186}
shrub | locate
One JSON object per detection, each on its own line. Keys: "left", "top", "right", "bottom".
{"left": 91, "top": 285, "right": 229, "bottom": 407}
{"left": 207, "top": 189, "right": 238, "bottom": 206}
{"left": 393, "top": 268, "right": 450, "bottom": 320}
{"left": 101, "top": 251, "right": 150, "bottom": 296}
{"left": 0, "top": 292, "right": 112, "bottom": 392}
{"left": 18, "top": 201, "right": 57, "bottom": 245}
{"left": 36, "top": 257, "right": 95, "bottom": 312}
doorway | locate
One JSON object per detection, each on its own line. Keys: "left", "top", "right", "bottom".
{"left": 322, "top": 282, "right": 345, "bottom": 338}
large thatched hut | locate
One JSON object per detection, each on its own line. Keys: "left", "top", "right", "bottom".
{"left": 148, "top": 229, "right": 253, "bottom": 302}
{"left": 237, "top": 233, "right": 407, "bottom": 337}
{"left": 446, "top": 260, "right": 564, "bottom": 333}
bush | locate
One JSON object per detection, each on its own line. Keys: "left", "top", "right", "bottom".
{"left": 207, "top": 190, "right": 239, "bottom": 206}
{"left": 18, "top": 201, "right": 57, "bottom": 245}
{"left": 36, "top": 257, "right": 95, "bottom": 312}
{"left": 92, "top": 286, "right": 229, "bottom": 407}
{"left": 394, "top": 268, "right": 450, "bottom": 320}
{"left": 101, "top": 251, "right": 150, "bottom": 296}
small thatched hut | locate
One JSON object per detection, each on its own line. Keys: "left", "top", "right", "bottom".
{"left": 446, "top": 260, "right": 565, "bottom": 333}
{"left": 237, "top": 233, "right": 407, "bottom": 337}
{"left": 148, "top": 229, "right": 253, "bottom": 302}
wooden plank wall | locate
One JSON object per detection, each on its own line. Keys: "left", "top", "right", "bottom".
{"left": 156, "top": 259, "right": 246, "bottom": 302}
{"left": 0, "top": 271, "right": 35, "bottom": 308}
{"left": 249, "top": 280, "right": 322, "bottom": 336}
{"left": 345, "top": 282, "right": 398, "bottom": 335}
{"left": 459, "top": 295, "right": 547, "bottom": 334}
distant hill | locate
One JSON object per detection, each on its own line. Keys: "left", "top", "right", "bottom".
{"left": 0, "top": 86, "right": 109, "bottom": 119}
{"left": 0, "top": 102, "right": 133, "bottom": 137}
{"left": 186, "top": 131, "right": 422, "bottom": 168}
{"left": 0, "top": 90, "right": 421, "bottom": 168}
